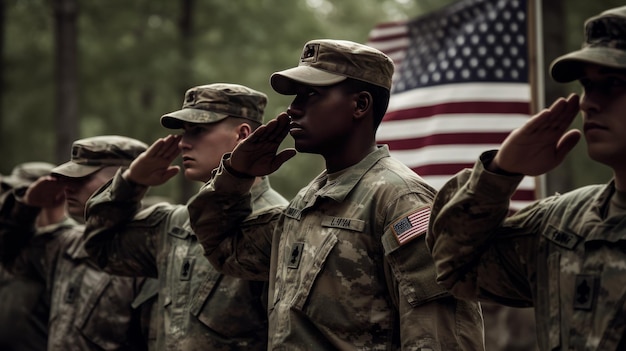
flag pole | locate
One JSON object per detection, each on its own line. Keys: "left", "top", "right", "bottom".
{"left": 528, "top": 0, "right": 547, "bottom": 199}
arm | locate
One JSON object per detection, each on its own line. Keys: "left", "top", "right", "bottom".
{"left": 188, "top": 114, "right": 294, "bottom": 280}
{"left": 425, "top": 95, "right": 580, "bottom": 303}
{"left": 380, "top": 191, "right": 485, "bottom": 350}
{"left": 0, "top": 188, "right": 41, "bottom": 271}
{"left": 188, "top": 161, "right": 282, "bottom": 280}
{"left": 83, "top": 136, "right": 182, "bottom": 277}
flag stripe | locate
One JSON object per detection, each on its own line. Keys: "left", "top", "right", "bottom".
{"left": 368, "top": 0, "right": 534, "bottom": 211}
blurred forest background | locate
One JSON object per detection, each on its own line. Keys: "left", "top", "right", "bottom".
{"left": 0, "top": 0, "right": 623, "bottom": 203}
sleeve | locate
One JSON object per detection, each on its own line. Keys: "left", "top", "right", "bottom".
{"left": 426, "top": 150, "right": 547, "bottom": 306}
{"left": 381, "top": 191, "right": 486, "bottom": 350}
{"left": 83, "top": 169, "right": 171, "bottom": 278}
{"left": 0, "top": 188, "right": 41, "bottom": 272}
{"left": 187, "top": 158, "right": 279, "bottom": 281}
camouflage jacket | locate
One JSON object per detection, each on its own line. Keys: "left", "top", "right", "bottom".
{"left": 0, "top": 266, "right": 48, "bottom": 351}
{"left": 427, "top": 150, "right": 626, "bottom": 350}
{"left": 188, "top": 146, "right": 485, "bottom": 351}
{"left": 84, "top": 171, "right": 287, "bottom": 351}
{"left": 0, "top": 193, "right": 148, "bottom": 351}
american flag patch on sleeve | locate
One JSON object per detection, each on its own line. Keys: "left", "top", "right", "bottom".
{"left": 391, "top": 206, "right": 431, "bottom": 245}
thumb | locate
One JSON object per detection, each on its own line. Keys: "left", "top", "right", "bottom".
{"left": 555, "top": 130, "right": 581, "bottom": 163}
{"left": 270, "top": 148, "right": 297, "bottom": 173}
{"left": 162, "top": 166, "right": 180, "bottom": 181}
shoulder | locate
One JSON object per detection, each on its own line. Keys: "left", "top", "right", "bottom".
{"left": 369, "top": 156, "right": 436, "bottom": 195}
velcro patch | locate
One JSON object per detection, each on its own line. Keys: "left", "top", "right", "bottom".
{"left": 391, "top": 206, "right": 430, "bottom": 246}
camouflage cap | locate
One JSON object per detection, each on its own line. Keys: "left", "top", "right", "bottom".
{"left": 1, "top": 162, "right": 56, "bottom": 190}
{"left": 270, "top": 39, "right": 394, "bottom": 95}
{"left": 51, "top": 135, "right": 148, "bottom": 178}
{"left": 551, "top": 6, "right": 626, "bottom": 82}
{"left": 160, "top": 83, "right": 268, "bottom": 129}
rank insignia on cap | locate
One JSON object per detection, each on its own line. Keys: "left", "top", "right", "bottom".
{"left": 301, "top": 43, "right": 319, "bottom": 62}
{"left": 391, "top": 206, "right": 430, "bottom": 246}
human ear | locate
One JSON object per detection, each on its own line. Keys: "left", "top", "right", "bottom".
{"left": 354, "top": 92, "right": 372, "bottom": 118}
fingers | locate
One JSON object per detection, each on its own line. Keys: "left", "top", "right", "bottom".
{"left": 523, "top": 95, "right": 580, "bottom": 140}
{"left": 271, "top": 148, "right": 298, "bottom": 173}
{"left": 249, "top": 114, "right": 290, "bottom": 144}
{"left": 148, "top": 135, "right": 181, "bottom": 160}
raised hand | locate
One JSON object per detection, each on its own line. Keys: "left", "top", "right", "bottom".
{"left": 24, "top": 176, "right": 66, "bottom": 208}
{"left": 124, "top": 134, "right": 182, "bottom": 186}
{"left": 228, "top": 113, "right": 297, "bottom": 177}
{"left": 491, "top": 94, "right": 582, "bottom": 176}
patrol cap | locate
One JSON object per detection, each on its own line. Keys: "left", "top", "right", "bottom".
{"left": 51, "top": 135, "right": 148, "bottom": 178}
{"left": 550, "top": 6, "right": 626, "bottom": 83}
{"left": 1, "top": 162, "right": 56, "bottom": 189}
{"left": 270, "top": 39, "right": 394, "bottom": 95}
{"left": 160, "top": 83, "right": 268, "bottom": 129}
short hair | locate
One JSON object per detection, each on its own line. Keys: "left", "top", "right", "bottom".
{"left": 341, "top": 78, "right": 390, "bottom": 130}
{"left": 224, "top": 116, "right": 262, "bottom": 132}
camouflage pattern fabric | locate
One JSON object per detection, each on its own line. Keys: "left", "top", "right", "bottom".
{"left": 427, "top": 150, "right": 626, "bottom": 350}
{"left": 83, "top": 169, "right": 287, "bottom": 351}
{"left": 270, "top": 39, "right": 394, "bottom": 95}
{"left": 160, "top": 83, "right": 268, "bottom": 129}
{"left": 188, "top": 146, "right": 485, "bottom": 350}
{"left": 0, "top": 194, "right": 148, "bottom": 351}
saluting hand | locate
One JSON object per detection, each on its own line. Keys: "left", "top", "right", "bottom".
{"left": 227, "top": 113, "right": 297, "bottom": 177}
{"left": 24, "top": 176, "right": 66, "bottom": 208}
{"left": 490, "top": 94, "right": 582, "bottom": 176}
{"left": 123, "top": 134, "right": 182, "bottom": 186}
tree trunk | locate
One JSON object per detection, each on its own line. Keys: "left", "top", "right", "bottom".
{"left": 0, "top": 0, "right": 5, "bottom": 162}
{"left": 52, "top": 0, "right": 79, "bottom": 164}
{"left": 177, "top": 0, "right": 196, "bottom": 203}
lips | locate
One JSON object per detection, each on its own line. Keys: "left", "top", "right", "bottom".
{"left": 289, "top": 123, "right": 305, "bottom": 136}
{"left": 583, "top": 122, "right": 607, "bottom": 133}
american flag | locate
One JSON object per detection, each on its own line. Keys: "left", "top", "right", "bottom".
{"left": 392, "top": 206, "right": 430, "bottom": 245}
{"left": 367, "top": 0, "right": 536, "bottom": 210}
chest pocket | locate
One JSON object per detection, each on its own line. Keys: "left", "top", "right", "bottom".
{"left": 74, "top": 269, "right": 140, "bottom": 350}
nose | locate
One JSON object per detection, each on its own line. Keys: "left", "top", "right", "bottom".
{"left": 287, "top": 98, "right": 304, "bottom": 120}
{"left": 178, "top": 134, "right": 192, "bottom": 150}
{"left": 579, "top": 89, "right": 601, "bottom": 117}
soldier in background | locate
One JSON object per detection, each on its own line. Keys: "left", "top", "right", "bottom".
{"left": 0, "top": 162, "right": 61, "bottom": 351}
{"left": 83, "top": 83, "right": 286, "bottom": 350}
{"left": 187, "top": 39, "right": 485, "bottom": 350}
{"left": 427, "top": 6, "right": 626, "bottom": 350}
{"left": 0, "top": 136, "right": 151, "bottom": 350}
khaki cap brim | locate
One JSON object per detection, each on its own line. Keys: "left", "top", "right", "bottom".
{"left": 1, "top": 176, "right": 29, "bottom": 189}
{"left": 270, "top": 66, "right": 347, "bottom": 95}
{"left": 550, "top": 47, "right": 626, "bottom": 83}
{"left": 51, "top": 162, "right": 103, "bottom": 178}
{"left": 160, "top": 108, "right": 229, "bottom": 129}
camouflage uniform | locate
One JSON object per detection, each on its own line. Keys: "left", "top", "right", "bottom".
{"left": 0, "top": 162, "right": 56, "bottom": 351}
{"left": 83, "top": 84, "right": 287, "bottom": 351}
{"left": 189, "top": 145, "right": 485, "bottom": 350}
{"left": 427, "top": 152, "right": 626, "bottom": 350}
{"left": 0, "top": 137, "right": 151, "bottom": 351}
{"left": 427, "top": 7, "right": 626, "bottom": 351}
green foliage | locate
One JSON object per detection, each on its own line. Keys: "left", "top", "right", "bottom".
{"left": 1, "top": 0, "right": 623, "bottom": 201}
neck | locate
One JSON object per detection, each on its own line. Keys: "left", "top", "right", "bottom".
{"left": 325, "top": 143, "right": 376, "bottom": 174}
{"left": 614, "top": 169, "right": 626, "bottom": 192}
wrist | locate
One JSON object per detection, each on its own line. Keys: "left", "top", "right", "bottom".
{"left": 223, "top": 159, "right": 254, "bottom": 179}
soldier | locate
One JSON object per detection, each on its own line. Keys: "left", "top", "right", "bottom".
{"left": 83, "top": 83, "right": 286, "bottom": 350}
{"left": 426, "top": 5, "right": 626, "bottom": 350}
{"left": 187, "top": 40, "right": 485, "bottom": 350}
{"left": 0, "top": 162, "right": 60, "bottom": 351}
{"left": 0, "top": 136, "right": 150, "bottom": 351}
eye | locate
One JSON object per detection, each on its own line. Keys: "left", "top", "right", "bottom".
{"left": 606, "top": 76, "right": 626, "bottom": 87}
{"left": 306, "top": 88, "right": 319, "bottom": 97}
